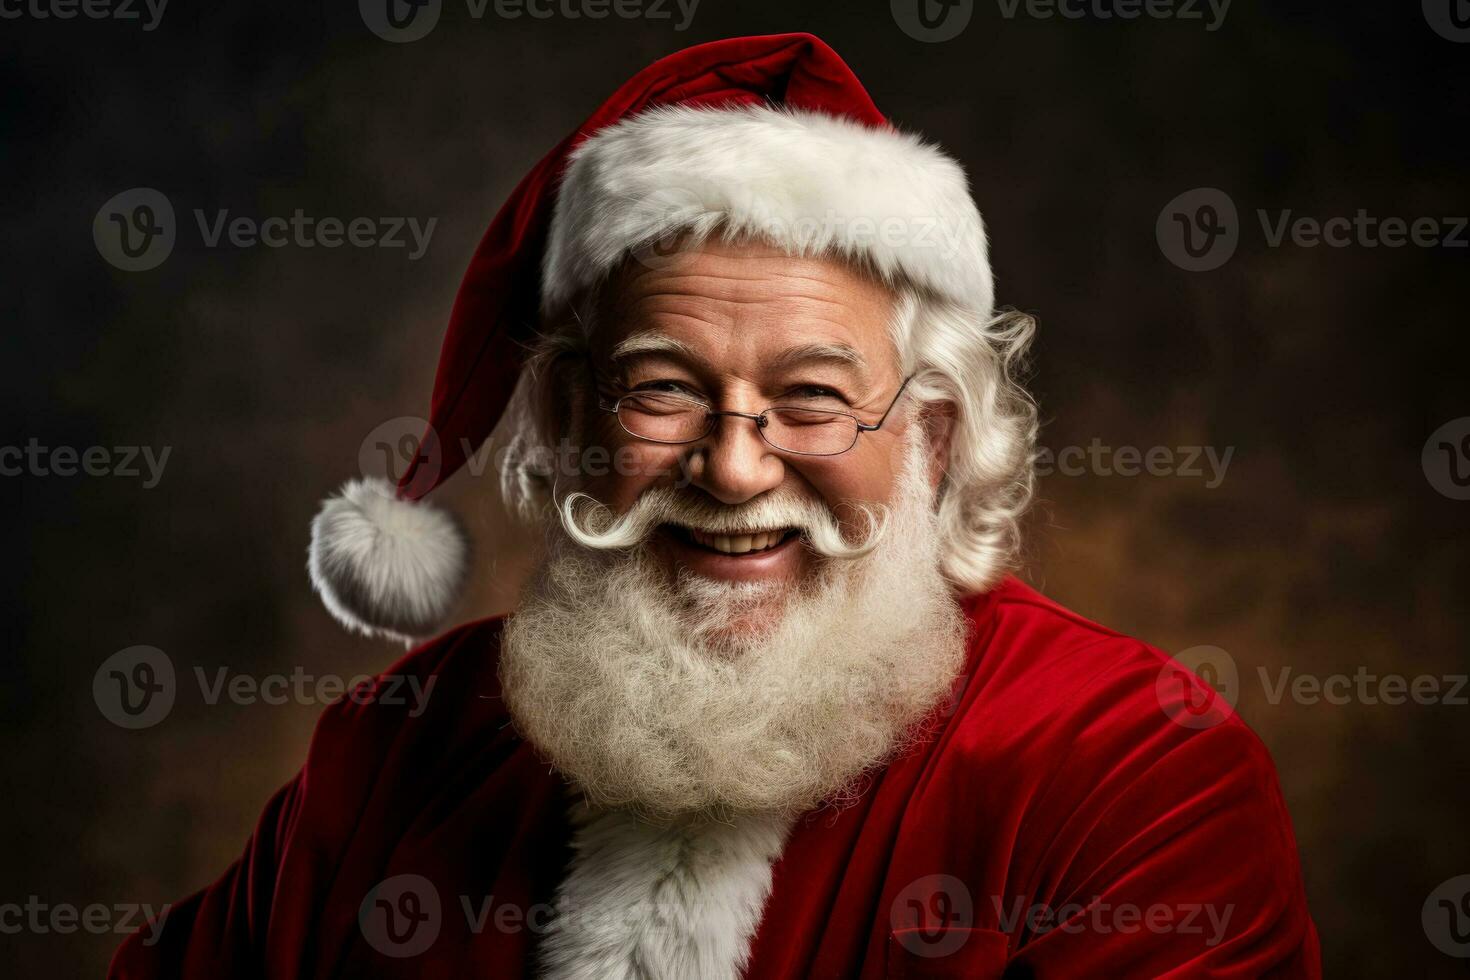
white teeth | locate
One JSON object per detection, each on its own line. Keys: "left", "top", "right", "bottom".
{"left": 686, "top": 528, "right": 788, "bottom": 555}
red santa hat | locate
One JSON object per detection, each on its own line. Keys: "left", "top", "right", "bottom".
{"left": 307, "top": 33, "right": 993, "bottom": 643}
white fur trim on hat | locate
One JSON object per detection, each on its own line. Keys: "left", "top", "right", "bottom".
{"left": 542, "top": 104, "right": 992, "bottom": 315}
{"left": 307, "top": 477, "right": 469, "bottom": 644}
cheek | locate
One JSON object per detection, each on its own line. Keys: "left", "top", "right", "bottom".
{"left": 795, "top": 442, "right": 905, "bottom": 517}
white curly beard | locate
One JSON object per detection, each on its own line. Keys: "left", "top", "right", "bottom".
{"left": 499, "top": 431, "right": 968, "bottom": 823}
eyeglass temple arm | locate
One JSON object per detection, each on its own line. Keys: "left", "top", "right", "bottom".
{"left": 856, "top": 375, "right": 914, "bottom": 432}
{"left": 587, "top": 357, "right": 629, "bottom": 413}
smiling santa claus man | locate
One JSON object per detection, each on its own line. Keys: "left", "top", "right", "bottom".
{"left": 111, "top": 32, "right": 1319, "bottom": 980}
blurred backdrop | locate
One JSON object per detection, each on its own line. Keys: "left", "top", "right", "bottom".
{"left": 3, "top": 0, "right": 1468, "bottom": 975}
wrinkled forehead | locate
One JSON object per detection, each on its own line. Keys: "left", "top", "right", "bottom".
{"left": 588, "top": 236, "right": 903, "bottom": 382}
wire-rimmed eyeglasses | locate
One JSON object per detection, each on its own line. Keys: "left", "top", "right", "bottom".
{"left": 597, "top": 376, "right": 913, "bottom": 457}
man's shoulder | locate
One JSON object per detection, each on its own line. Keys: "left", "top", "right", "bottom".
{"left": 385, "top": 613, "right": 509, "bottom": 690}
{"left": 277, "top": 613, "right": 536, "bottom": 852}
{"left": 950, "top": 577, "right": 1275, "bottom": 786}
{"left": 974, "top": 575, "right": 1132, "bottom": 665}
{"left": 962, "top": 575, "right": 1158, "bottom": 699}
{"left": 918, "top": 581, "right": 1317, "bottom": 975}
{"left": 305, "top": 614, "right": 511, "bottom": 759}
{"left": 931, "top": 580, "right": 1305, "bottom": 900}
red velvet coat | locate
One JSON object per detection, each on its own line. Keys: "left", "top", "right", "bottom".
{"left": 110, "top": 578, "right": 1320, "bottom": 978}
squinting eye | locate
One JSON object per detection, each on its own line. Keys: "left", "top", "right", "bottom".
{"left": 636, "top": 380, "right": 700, "bottom": 397}
{"left": 787, "top": 385, "right": 845, "bottom": 401}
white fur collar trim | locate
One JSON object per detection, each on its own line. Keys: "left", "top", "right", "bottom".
{"left": 537, "top": 803, "right": 793, "bottom": 980}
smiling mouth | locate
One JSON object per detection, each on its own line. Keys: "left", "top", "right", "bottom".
{"left": 669, "top": 525, "right": 799, "bottom": 556}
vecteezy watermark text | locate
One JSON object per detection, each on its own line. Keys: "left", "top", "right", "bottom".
{"left": 194, "top": 209, "right": 436, "bottom": 259}
{"left": 892, "top": 0, "right": 1226, "bottom": 43}
{"left": 995, "top": 0, "right": 1230, "bottom": 31}
{"left": 1035, "top": 440, "right": 1234, "bottom": 488}
{"left": 1157, "top": 187, "right": 1468, "bottom": 271}
{"left": 358, "top": 416, "right": 708, "bottom": 490}
{"left": 363, "top": 418, "right": 1235, "bottom": 493}
{"left": 0, "top": 897, "right": 170, "bottom": 944}
{"left": 93, "top": 646, "right": 437, "bottom": 730}
{"left": 623, "top": 194, "right": 971, "bottom": 274}
{"left": 0, "top": 0, "right": 167, "bottom": 30}
{"left": 0, "top": 440, "right": 170, "bottom": 488}
{"left": 991, "top": 896, "right": 1235, "bottom": 947}
{"left": 1259, "top": 666, "right": 1469, "bottom": 707}
{"left": 1257, "top": 210, "right": 1469, "bottom": 250}
{"left": 1157, "top": 645, "right": 1470, "bottom": 730}
{"left": 94, "top": 188, "right": 437, "bottom": 271}
{"left": 360, "top": 0, "right": 699, "bottom": 43}
{"left": 194, "top": 667, "right": 437, "bottom": 715}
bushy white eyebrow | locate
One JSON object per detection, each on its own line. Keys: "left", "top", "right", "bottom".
{"left": 770, "top": 342, "right": 868, "bottom": 374}
{"left": 608, "top": 331, "right": 696, "bottom": 362}
{"left": 608, "top": 333, "right": 870, "bottom": 382}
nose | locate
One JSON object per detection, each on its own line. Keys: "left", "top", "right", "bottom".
{"left": 683, "top": 413, "right": 786, "bottom": 505}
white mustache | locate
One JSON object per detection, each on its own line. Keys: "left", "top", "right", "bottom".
{"left": 558, "top": 485, "right": 888, "bottom": 561}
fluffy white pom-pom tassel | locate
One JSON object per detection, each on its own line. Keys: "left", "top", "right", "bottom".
{"left": 307, "top": 477, "right": 469, "bottom": 644}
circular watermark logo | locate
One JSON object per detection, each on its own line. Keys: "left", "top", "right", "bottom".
{"left": 1423, "top": 417, "right": 1470, "bottom": 501}
{"left": 625, "top": 185, "right": 710, "bottom": 275}
{"left": 93, "top": 646, "right": 176, "bottom": 730}
{"left": 1423, "top": 875, "right": 1470, "bottom": 958}
{"left": 359, "top": 416, "right": 442, "bottom": 492}
{"left": 359, "top": 874, "right": 442, "bottom": 958}
{"left": 1423, "top": 0, "right": 1470, "bottom": 42}
{"left": 1156, "top": 645, "right": 1239, "bottom": 730}
{"left": 891, "top": 0, "right": 974, "bottom": 42}
{"left": 1156, "top": 187, "right": 1239, "bottom": 272}
{"left": 890, "top": 874, "right": 974, "bottom": 957}
{"left": 94, "top": 188, "right": 176, "bottom": 272}
{"left": 360, "top": 0, "right": 442, "bottom": 42}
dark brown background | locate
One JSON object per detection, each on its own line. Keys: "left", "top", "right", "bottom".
{"left": 3, "top": 0, "right": 1468, "bottom": 975}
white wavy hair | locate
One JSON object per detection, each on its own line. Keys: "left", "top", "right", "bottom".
{"left": 496, "top": 247, "right": 1038, "bottom": 595}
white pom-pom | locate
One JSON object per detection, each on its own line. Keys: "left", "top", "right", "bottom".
{"left": 307, "top": 477, "right": 469, "bottom": 644}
